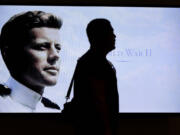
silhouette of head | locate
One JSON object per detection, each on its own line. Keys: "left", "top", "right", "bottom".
{"left": 0, "top": 11, "right": 62, "bottom": 92}
{"left": 86, "top": 18, "right": 116, "bottom": 53}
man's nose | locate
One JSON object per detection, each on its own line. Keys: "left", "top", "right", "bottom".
{"left": 48, "top": 45, "right": 59, "bottom": 64}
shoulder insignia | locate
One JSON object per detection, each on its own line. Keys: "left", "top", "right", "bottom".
{"left": 41, "top": 97, "right": 60, "bottom": 110}
{"left": 0, "top": 84, "right": 11, "bottom": 97}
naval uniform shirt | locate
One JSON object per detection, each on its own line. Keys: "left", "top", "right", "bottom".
{"left": 0, "top": 77, "right": 60, "bottom": 112}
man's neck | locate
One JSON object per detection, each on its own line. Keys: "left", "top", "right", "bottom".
{"left": 11, "top": 74, "right": 44, "bottom": 95}
{"left": 89, "top": 47, "right": 109, "bottom": 58}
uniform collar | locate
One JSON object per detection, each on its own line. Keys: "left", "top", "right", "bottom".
{"left": 5, "top": 76, "right": 42, "bottom": 110}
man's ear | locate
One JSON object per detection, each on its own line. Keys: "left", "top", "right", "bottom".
{"left": 1, "top": 47, "right": 9, "bottom": 63}
{"left": 1, "top": 48, "right": 6, "bottom": 59}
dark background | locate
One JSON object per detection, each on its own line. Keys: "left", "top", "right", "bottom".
{"left": 0, "top": 0, "right": 180, "bottom": 6}
{"left": 0, "top": 113, "right": 179, "bottom": 135}
{"left": 0, "top": 0, "right": 180, "bottom": 135}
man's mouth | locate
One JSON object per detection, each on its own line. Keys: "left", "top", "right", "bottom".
{"left": 44, "top": 67, "right": 59, "bottom": 75}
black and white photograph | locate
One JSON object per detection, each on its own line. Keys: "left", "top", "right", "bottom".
{"left": 0, "top": 5, "right": 180, "bottom": 113}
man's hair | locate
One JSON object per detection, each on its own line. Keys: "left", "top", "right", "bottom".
{"left": 86, "top": 18, "right": 112, "bottom": 46}
{"left": 0, "top": 11, "right": 62, "bottom": 52}
{"left": 0, "top": 11, "right": 62, "bottom": 74}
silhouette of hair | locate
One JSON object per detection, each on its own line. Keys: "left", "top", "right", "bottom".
{"left": 0, "top": 11, "right": 62, "bottom": 73}
{"left": 86, "top": 18, "right": 113, "bottom": 46}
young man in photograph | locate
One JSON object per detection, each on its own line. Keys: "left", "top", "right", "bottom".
{"left": 0, "top": 11, "right": 62, "bottom": 112}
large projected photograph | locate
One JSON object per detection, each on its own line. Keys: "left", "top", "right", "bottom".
{"left": 0, "top": 6, "right": 180, "bottom": 112}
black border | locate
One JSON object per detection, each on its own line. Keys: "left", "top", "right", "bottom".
{"left": 0, "top": 0, "right": 179, "bottom": 7}
{"left": 0, "top": 2, "right": 180, "bottom": 135}
{"left": 0, "top": 113, "right": 179, "bottom": 135}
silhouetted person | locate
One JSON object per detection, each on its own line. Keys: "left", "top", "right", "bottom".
{"left": 73, "top": 19, "right": 119, "bottom": 135}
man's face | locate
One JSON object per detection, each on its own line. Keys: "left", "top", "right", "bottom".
{"left": 21, "top": 27, "right": 61, "bottom": 89}
{"left": 102, "top": 26, "right": 116, "bottom": 52}
{"left": 106, "top": 28, "right": 116, "bottom": 51}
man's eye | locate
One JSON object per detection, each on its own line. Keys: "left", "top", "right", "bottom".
{"left": 55, "top": 44, "right": 61, "bottom": 51}
{"left": 33, "top": 43, "right": 49, "bottom": 50}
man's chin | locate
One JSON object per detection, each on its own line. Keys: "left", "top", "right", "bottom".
{"left": 42, "top": 72, "right": 59, "bottom": 86}
{"left": 108, "top": 46, "right": 115, "bottom": 52}
{"left": 45, "top": 80, "right": 57, "bottom": 86}
{"left": 112, "top": 44, "right": 116, "bottom": 49}
{"left": 43, "top": 77, "right": 58, "bottom": 86}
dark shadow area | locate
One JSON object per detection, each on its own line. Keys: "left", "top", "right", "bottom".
{"left": 0, "top": 113, "right": 179, "bottom": 135}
